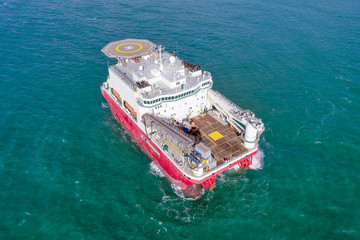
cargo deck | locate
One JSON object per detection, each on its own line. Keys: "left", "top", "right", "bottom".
{"left": 191, "top": 114, "right": 247, "bottom": 164}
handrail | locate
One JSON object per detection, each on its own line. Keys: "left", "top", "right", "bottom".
{"left": 111, "top": 65, "right": 137, "bottom": 90}
{"left": 208, "top": 89, "right": 264, "bottom": 132}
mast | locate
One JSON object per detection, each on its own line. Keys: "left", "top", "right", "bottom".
{"left": 159, "top": 45, "right": 164, "bottom": 71}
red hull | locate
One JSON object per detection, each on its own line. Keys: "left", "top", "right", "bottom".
{"left": 102, "top": 88, "right": 257, "bottom": 191}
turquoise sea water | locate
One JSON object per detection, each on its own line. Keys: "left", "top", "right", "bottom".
{"left": 1, "top": 0, "right": 360, "bottom": 239}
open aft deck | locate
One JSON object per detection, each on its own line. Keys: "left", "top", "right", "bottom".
{"left": 192, "top": 114, "right": 248, "bottom": 163}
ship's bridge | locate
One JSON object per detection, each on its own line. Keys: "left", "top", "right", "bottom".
{"left": 102, "top": 39, "right": 156, "bottom": 59}
{"left": 103, "top": 39, "right": 214, "bottom": 114}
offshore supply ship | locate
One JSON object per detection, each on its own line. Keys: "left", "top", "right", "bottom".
{"left": 101, "top": 39, "right": 265, "bottom": 198}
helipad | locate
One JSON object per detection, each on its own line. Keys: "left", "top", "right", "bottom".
{"left": 102, "top": 39, "right": 156, "bottom": 58}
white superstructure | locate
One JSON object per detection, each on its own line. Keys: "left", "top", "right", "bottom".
{"left": 101, "top": 39, "right": 265, "bottom": 189}
{"left": 106, "top": 42, "right": 213, "bottom": 133}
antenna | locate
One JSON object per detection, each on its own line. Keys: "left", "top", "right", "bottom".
{"left": 159, "top": 45, "right": 164, "bottom": 71}
{"left": 176, "top": 41, "right": 178, "bottom": 57}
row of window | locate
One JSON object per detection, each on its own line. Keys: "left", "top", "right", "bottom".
{"left": 202, "top": 81, "right": 211, "bottom": 87}
{"left": 142, "top": 81, "right": 211, "bottom": 105}
{"left": 143, "top": 89, "right": 196, "bottom": 105}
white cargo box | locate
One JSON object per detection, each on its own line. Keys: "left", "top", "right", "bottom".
{"left": 195, "top": 143, "right": 211, "bottom": 159}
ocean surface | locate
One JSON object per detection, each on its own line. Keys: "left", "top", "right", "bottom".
{"left": 1, "top": 0, "right": 360, "bottom": 239}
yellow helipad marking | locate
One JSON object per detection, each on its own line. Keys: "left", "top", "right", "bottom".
{"left": 208, "top": 131, "right": 224, "bottom": 141}
{"left": 115, "top": 43, "right": 143, "bottom": 53}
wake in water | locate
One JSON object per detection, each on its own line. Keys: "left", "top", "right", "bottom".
{"left": 101, "top": 102, "right": 109, "bottom": 109}
{"left": 149, "top": 162, "right": 165, "bottom": 178}
{"left": 228, "top": 148, "right": 265, "bottom": 172}
{"left": 250, "top": 148, "right": 265, "bottom": 170}
{"left": 170, "top": 184, "right": 201, "bottom": 201}
{"left": 171, "top": 184, "right": 204, "bottom": 201}
{"left": 149, "top": 162, "right": 203, "bottom": 201}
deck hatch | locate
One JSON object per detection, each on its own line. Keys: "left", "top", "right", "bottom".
{"left": 208, "top": 131, "right": 224, "bottom": 141}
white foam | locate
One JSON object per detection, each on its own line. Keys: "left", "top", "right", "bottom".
{"left": 170, "top": 184, "right": 187, "bottom": 199}
{"left": 230, "top": 164, "right": 240, "bottom": 171}
{"left": 217, "top": 173, "right": 226, "bottom": 183}
{"left": 101, "top": 102, "right": 109, "bottom": 108}
{"left": 149, "top": 162, "right": 165, "bottom": 178}
{"left": 250, "top": 149, "right": 264, "bottom": 170}
{"left": 170, "top": 184, "right": 201, "bottom": 201}
{"left": 297, "top": 125, "right": 305, "bottom": 136}
{"left": 18, "top": 219, "right": 26, "bottom": 226}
